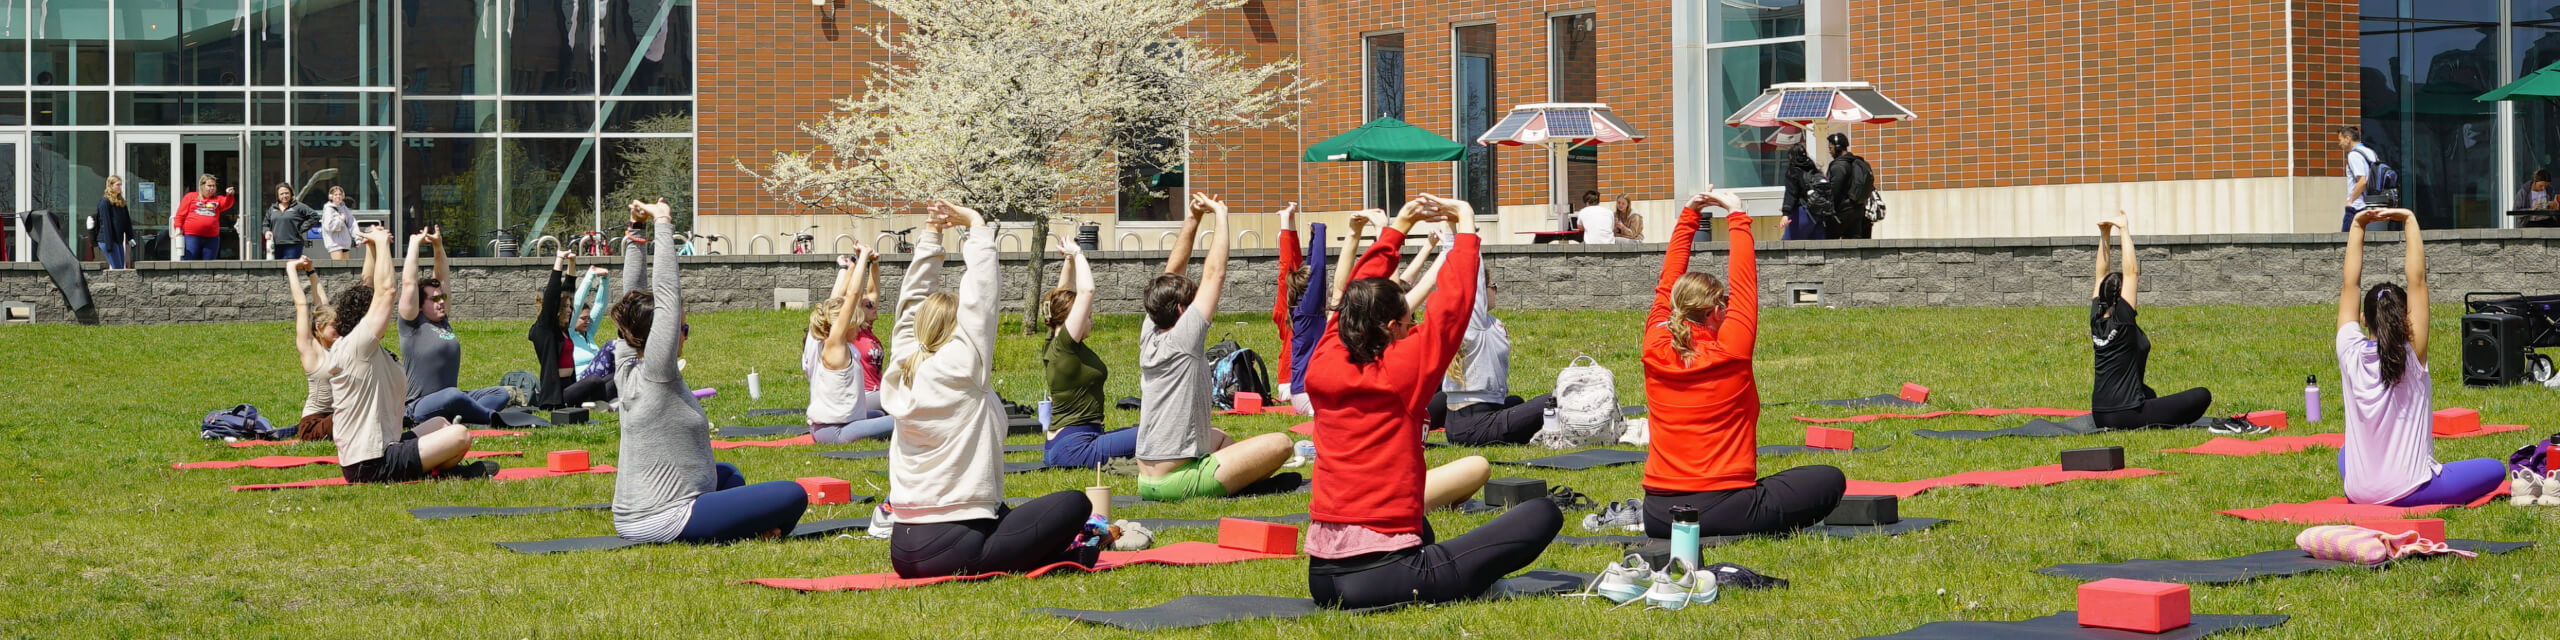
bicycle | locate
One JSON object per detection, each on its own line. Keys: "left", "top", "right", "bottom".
{"left": 485, "top": 224, "right": 527, "bottom": 258}
{"left": 790, "top": 225, "right": 822, "bottom": 254}
{"left": 569, "top": 229, "right": 615, "bottom": 257}
{"left": 675, "top": 230, "right": 728, "bottom": 256}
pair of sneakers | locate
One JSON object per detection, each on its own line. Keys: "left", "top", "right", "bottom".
{"left": 2509, "top": 472, "right": 2560, "bottom": 507}
{"left": 1580, "top": 499, "right": 1644, "bottom": 532}
{"left": 438, "top": 460, "right": 501, "bottom": 480}
{"left": 2204, "top": 417, "right": 2273, "bottom": 436}
{"left": 1572, "top": 554, "right": 1718, "bottom": 610}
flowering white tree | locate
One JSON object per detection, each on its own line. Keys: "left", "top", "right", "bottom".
{"left": 752, "top": 0, "right": 1306, "bottom": 331}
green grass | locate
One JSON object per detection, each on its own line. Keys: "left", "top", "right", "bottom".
{"left": 4, "top": 303, "right": 2557, "bottom": 637}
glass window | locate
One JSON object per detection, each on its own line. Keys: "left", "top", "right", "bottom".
{"left": 253, "top": 90, "right": 284, "bottom": 125}
{"left": 31, "top": 131, "right": 108, "bottom": 223}
{"left": 602, "top": 100, "right": 689, "bottom": 132}
{"left": 0, "top": 96, "right": 25, "bottom": 125}
{"left": 506, "top": 137, "right": 598, "bottom": 240}
{"left": 1706, "top": 42, "right": 1803, "bottom": 190}
{"left": 602, "top": 133, "right": 692, "bottom": 229}
{"left": 116, "top": 0, "right": 246, "bottom": 86}
{"left": 117, "top": 91, "right": 247, "bottom": 125}
{"left": 1365, "top": 33, "right": 1405, "bottom": 211}
{"left": 295, "top": 131, "right": 390, "bottom": 210}
{"left": 253, "top": 131, "right": 288, "bottom": 214}
{"left": 403, "top": 0, "right": 499, "bottom": 94}
{"left": 604, "top": 0, "right": 692, "bottom": 96}
{"left": 1457, "top": 23, "right": 1498, "bottom": 216}
{"left": 1549, "top": 15, "right": 1598, "bottom": 212}
{"left": 2515, "top": 24, "right": 2560, "bottom": 214}
{"left": 0, "top": 0, "right": 28, "bottom": 85}
{"left": 2361, "top": 13, "right": 2498, "bottom": 229}
{"left": 403, "top": 99, "right": 497, "bottom": 133}
{"left": 251, "top": 0, "right": 287, "bottom": 86}
{"left": 299, "top": 0, "right": 392, "bottom": 86}
{"left": 296, "top": 91, "right": 389, "bottom": 126}
{"left": 1707, "top": 0, "right": 1802, "bottom": 41}
{"left": 402, "top": 137, "right": 497, "bottom": 250}
{"left": 31, "top": 90, "right": 106, "bottom": 124}
{"left": 35, "top": 0, "right": 109, "bottom": 86}
{"left": 504, "top": 100, "right": 595, "bottom": 132}
{"left": 507, "top": 0, "right": 594, "bottom": 95}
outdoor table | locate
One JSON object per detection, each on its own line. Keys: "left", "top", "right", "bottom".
{"left": 2507, "top": 209, "right": 2560, "bottom": 228}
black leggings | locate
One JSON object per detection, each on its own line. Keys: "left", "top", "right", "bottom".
{"left": 561, "top": 375, "right": 616, "bottom": 407}
{"left": 1307, "top": 497, "right": 1562, "bottom": 609}
{"left": 1642, "top": 465, "right": 1845, "bottom": 538}
{"left": 1428, "top": 393, "right": 1550, "bottom": 446}
{"left": 888, "top": 490, "right": 1095, "bottom": 579}
{"left": 2092, "top": 387, "right": 2212, "bottom": 431}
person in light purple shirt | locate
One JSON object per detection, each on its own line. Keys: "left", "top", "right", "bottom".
{"left": 2334, "top": 207, "right": 2502, "bottom": 507}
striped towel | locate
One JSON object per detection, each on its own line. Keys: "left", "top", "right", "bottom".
{"left": 2295, "top": 525, "right": 2476, "bottom": 565}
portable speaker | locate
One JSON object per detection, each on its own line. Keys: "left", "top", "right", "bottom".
{"left": 2464, "top": 312, "right": 2528, "bottom": 386}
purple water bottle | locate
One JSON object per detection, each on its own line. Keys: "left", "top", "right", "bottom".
{"left": 2305, "top": 376, "right": 2321, "bottom": 424}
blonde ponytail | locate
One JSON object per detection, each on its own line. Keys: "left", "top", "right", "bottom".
{"left": 1668, "top": 273, "right": 1726, "bottom": 364}
{"left": 894, "top": 292, "right": 959, "bottom": 388}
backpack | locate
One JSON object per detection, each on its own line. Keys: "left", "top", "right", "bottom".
{"left": 200, "top": 404, "right": 287, "bottom": 441}
{"left": 2356, "top": 147, "right": 2402, "bottom": 207}
{"left": 1864, "top": 190, "right": 1889, "bottom": 223}
{"left": 500, "top": 370, "right": 537, "bottom": 403}
{"left": 1208, "top": 340, "right": 1272, "bottom": 410}
{"left": 1831, "top": 154, "right": 1878, "bottom": 223}
{"left": 1533, "top": 355, "right": 1624, "bottom": 449}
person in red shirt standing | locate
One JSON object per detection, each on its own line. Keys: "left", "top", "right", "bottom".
{"left": 1303, "top": 193, "right": 1558, "bottom": 610}
{"left": 172, "top": 173, "right": 235, "bottom": 261}
{"left": 1640, "top": 189, "right": 1844, "bottom": 538}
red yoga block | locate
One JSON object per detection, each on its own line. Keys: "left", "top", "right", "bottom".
{"left": 1806, "top": 426, "right": 1856, "bottom": 451}
{"left": 2356, "top": 518, "right": 2447, "bottom": 543}
{"left": 796, "top": 477, "right": 853, "bottom": 505}
{"left": 2077, "top": 578, "right": 2191, "bottom": 633}
{"left": 546, "top": 450, "right": 590, "bottom": 473}
{"left": 1899, "top": 383, "right": 1931, "bottom": 403}
{"left": 2244, "top": 410, "right": 2288, "bottom": 430}
{"left": 2431, "top": 408, "right": 2481, "bottom": 436}
{"left": 1234, "top": 392, "right": 1264, "bottom": 413}
{"left": 1217, "top": 518, "right": 1300, "bottom": 555}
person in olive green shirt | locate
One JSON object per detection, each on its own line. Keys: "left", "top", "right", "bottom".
{"left": 1039, "top": 237, "right": 1134, "bottom": 468}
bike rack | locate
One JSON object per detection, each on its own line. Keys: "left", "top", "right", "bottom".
{"left": 1234, "top": 229, "right": 1261, "bottom": 249}
{"left": 1157, "top": 231, "right": 1178, "bottom": 247}
{"left": 997, "top": 231, "right": 1024, "bottom": 253}
{"left": 746, "top": 234, "right": 776, "bottom": 255}
{"left": 872, "top": 233, "right": 900, "bottom": 256}
{"left": 1117, "top": 232, "right": 1143, "bottom": 251}
{"left": 531, "top": 236, "right": 564, "bottom": 255}
{"left": 830, "top": 234, "right": 859, "bottom": 253}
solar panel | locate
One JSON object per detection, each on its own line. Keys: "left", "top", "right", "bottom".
{"left": 1544, "top": 110, "right": 1594, "bottom": 137}
{"left": 1478, "top": 110, "right": 1538, "bottom": 144}
{"left": 1840, "top": 89, "right": 1914, "bottom": 119}
{"left": 1593, "top": 110, "right": 1645, "bottom": 140}
{"left": 1725, "top": 91, "right": 1780, "bottom": 125}
{"left": 1773, "top": 90, "right": 1837, "bottom": 120}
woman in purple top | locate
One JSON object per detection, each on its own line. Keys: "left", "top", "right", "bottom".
{"left": 2335, "top": 207, "right": 2503, "bottom": 507}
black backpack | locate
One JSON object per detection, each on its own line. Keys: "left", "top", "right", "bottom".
{"left": 2356, "top": 147, "right": 2402, "bottom": 207}
{"left": 1831, "top": 153, "right": 1877, "bottom": 221}
{"left": 1206, "top": 338, "right": 1272, "bottom": 410}
{"left": 200, "top": 404, "right": 290, "bottom": 441}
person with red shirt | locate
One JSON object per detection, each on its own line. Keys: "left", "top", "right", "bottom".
{"left": 1640, "top": 189, "right": 1844, "bottom": 539}
{"left": 171, "top": 173, "right": 235, "bottom": 261}
{"left": 1303, "top": 193, "right": 1558, "bottom": 610}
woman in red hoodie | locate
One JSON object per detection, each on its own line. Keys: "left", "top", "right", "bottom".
{"left": 1640, "top": 189, "right": 1845, "bottom": 538}
{"left": 1303, "top": 193, "right": 1560, "bottom": 610}
{"left": 172, "top": 173, "right": 235, "bottom": 261}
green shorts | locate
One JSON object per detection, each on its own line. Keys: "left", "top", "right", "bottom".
{"left": 1138, "top": 455, "right": 1229, "bottom": 501}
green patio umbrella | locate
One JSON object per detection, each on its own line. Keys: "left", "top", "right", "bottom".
{"left": 1302, "top": 117, "right": 1466, "bottom": 163}
{"left": 2478, "top": 60, "right": 2560, "bottom": 101}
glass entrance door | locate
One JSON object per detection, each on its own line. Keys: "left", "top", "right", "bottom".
{"left": 116, "top": 135, "right": 179, "bottom": 261}
{"left": 184, "top": 135, "right": 246, "bottom": 260}
{"left": 0, "top": 135, "right": 27, "bottom": 263}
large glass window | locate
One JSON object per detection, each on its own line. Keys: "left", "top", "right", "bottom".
{"left": 1549, "top": 15, "right": 1596, "bottom": 209}
{"left": 1365, "top": 33, "right": 1405, "bottom": 211}
{"left": 298, "top": 0, "right": 392, "bottom": 86}
{"left": 295, "top": 131, "right": 390, "bottom": 210}
{"left": 506, "top": 137, "right": 597, "bottom": 239}
{"left": 403, "top": 0, "right": 499, "bottom": 94}
{"left": 2361, "top": 7, "right": 2499, "bottom": 229}
{"left": 0, "top": 0, "right": 29, "bottom": 86}
{"left": 116, "top": 0, "right": 246, "bottom": 86}
{"left": 507, "top": 0, "right": 593, "bottom": 95}
{"left": 603, "top": 131, "right": 691, "bottom": 229}
{"left": 1706, "top": 42, "right": 1803, "bottom": 190}
{"left": 35, "top": 0, "right": 110, "bottom": 86}
{"left": 251, "top": 0, "right": 287, "bottom": 86}
{"left": 1456, "top": 23, "right": 1498, "bottom": 216}
{"left": 2512, "top": 2, "right": 2560, "bottom": 222}
{"left": 605, "top": 0, "right": 692, "bottom": 96}
{"left": 403, "top": 137, "right": 497, "bottom": 250}
{"left": 1710, "top": 0, "right": 1803, "bottom": 41}
{"left": 32, "top": 131, "right": 108, "bottom": 217}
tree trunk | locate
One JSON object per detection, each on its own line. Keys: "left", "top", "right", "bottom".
{"left": 1020, "top": 215, "right": 1050, "bottom": 335}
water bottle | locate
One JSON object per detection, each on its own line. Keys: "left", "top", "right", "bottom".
{"left": 1541, "top": 407, "right": 1560, "bottom": 435}
{"left": 2304, "top": 375, "right": 2320, "bottom": 424}
{"left": 747, "top": 367, "right": 763, "bottom": 401}
{"left": 1037, "top": 396, "right": 1054, "bottom": 431}
{"left": 1670, "top": 506, "right": 1702, "bottom": 570}
{"left": 1295, "top": 439, "right": 1316, "bottom": 462}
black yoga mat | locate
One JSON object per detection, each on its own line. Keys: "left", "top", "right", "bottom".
{"left": 1758, "top": 444, "right": 1891, "bottom": 456}
{"left": 1556, "top": 517, "right": 1950, "bottom": 549}
{"left": 25, "top": 210, "right": 92, "bottom": 317}
{"left": 1493, "top": 448, "right": 1647, "bottom": 471}
{"left": 717, "top": 425, "right": 809, "bottom": 438}
{"left": 1125, "top": 513, "right": 1311, "bottom": 530}
{"left": 1861, "top": 612, "right": 2288, "bottom": 640}
{"left": 495, "top": 518, "right": 873, "bottom": 554}
{"left": 2033, "top": 539, "right": 2535, "bottom": 585}
{"left": 744, "top": 408, "right": 805, "bottom": 417}
{"left": 816, "top": 444, "right": 1040, "bottom": 461}
{"left": 493, "top": 408, "right": 553, "bottom": 429}
{"left": 1033, "top": 569, "right": 1593, "bottom": 631}
{"left": 1913, "top": 415, "right": 2103, "bottom": 441}
{"left": 409, "top": 503, "right": 610, "bottom": 521}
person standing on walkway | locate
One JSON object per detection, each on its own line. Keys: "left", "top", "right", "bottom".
{"left": 171, "top": 174, "right": 234, "bottom": 261}
{"left": 1823, "top": 133, "right": 1877, "bottom": 240}
{"left": 263, "top": 183, "right": 320, "bottom": 261}
{"left": 92, "top": 177, "right": 133, "bottom": 269}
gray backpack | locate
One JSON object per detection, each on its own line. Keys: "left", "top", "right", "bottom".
{"left": 1533, "top": 355, "right": 1624, "bottom": 449}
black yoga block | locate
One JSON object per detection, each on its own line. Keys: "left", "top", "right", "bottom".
{"left": 550, "top": 408, "right": 589, "bottom": 425}
{"left": 2060, "top": 446, "right": 2126, "bottom": 471}
{"left": 1827, "top": 495, "right": 1899, "bottom": 526}
{"left": 1484, "top": 477, "right": 1547, "bottom": 507}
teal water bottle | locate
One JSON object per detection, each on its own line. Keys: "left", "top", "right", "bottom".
{"left": 1670, "top": 505, "right": 1702, "bottom": 570}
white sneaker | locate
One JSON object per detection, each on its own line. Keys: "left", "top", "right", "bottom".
{"left": 1642, "top": 557, "right": 1712, "bottom": 611}
{"left": 2513, "top": 475, "right": 2541, "bottom": 507}
{"left": 865, "top": 505, "right": 892, "bottom": 539}
{"left": 2540, "top": 475, "right": 2560, "bottom": 507}
{"left": 1566, "top": 554, "right": 1652, "bottom": 605}
{"left": 1109, "top": 519, "right": 1155, "bottom": 551}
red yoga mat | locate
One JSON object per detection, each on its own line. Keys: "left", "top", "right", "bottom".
{"left": 709, "top": 435, "right": 818, "bottom": 450}
{"left": 1843, "top": 464, "right": 2166, "bottom": 499}
{"left": 2219, "top": 487, "right": 2508, "bottom": 524}
{"left": 175, "top": 450, "right": 519, "bottom": 470}
{"left": 227, "top": 430, "right": 529, "bottom": 448}
{"left": 228, "top": 464, "right": 616, "bottom": 491}
{"left": 1795, "top": 407, "right": 2087, "bottom": 425}
{"left": 2442, "top": 424, "right": 2531, "bottom": 440}
{"left": 2160, "top": 434, "right": 2345, "bottom": 457}
{"left": 743, "top": 541, "right": 1297, "bottom": 592}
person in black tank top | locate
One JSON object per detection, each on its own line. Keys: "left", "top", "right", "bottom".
{"left": 2089, "top": 216, "right": 2214, "bottom": 430}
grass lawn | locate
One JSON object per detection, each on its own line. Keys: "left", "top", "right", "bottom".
{"left": 4, "top": 302, "right": 2557, "bottom": 638}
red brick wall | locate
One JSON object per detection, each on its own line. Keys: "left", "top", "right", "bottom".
{"left": 1175, "top": 0, "right": 1305, "bottom": 216}
{"left": 1297, "top": 0, "right": 1675, "bottom": 214}
{"left": 2292, "top": 0, "right": 2359, "bottom": 178}
{"left": 1855, "top": 0, "right": 2301, "bottom": 190}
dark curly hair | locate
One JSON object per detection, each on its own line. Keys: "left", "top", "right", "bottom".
{"left": 1335, "top": 278, "right": 1406, "bottom": 365}
{"left": 331, "top": 284, "right": 374, "bottom": 338}
{"left": 612, "top": 290, "right": 656, "bottom": 352}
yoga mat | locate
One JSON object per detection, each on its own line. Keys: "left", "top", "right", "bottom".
{"left": 1808, "top": 394, "right": 1926, "bottom": 409}
{"left": 1555, "top": 517, "right": 1950, "bottom": 548}
{"left": 1862, "top": 612, "right": 2288, "bottom": 640}
{"left": 408, "top": 503, "right": 611, "bottom": 521}
{"left": 2218, "top": 488, "right": 2507, "bottom": 523}
{"left": 26, "top": 209, "right": 94, "bottom": 316}
{"left": 228, "top": 465, "right": 617, "bottom": 491}
{"left": 870, "top": 461, "right": 1050, "bottom": 475}
{"left": 497, "top": 518, "right": 874, "bottom": 554}
{"left": 814, "top": 444, "right": 1040, "bottom": 461}
{"left": 1007, "top": 494, "right": 1143, "bottom": 509}
{"left": 716, "top": 425, "right": 810, "bottom": 438}
{"left": 1912, "top": 415, "right": 2103, "bottom": 441}
{"left": 1797, "top": 407, "right": 2086, "bottom": 425}
{"left": 744, "top": 541, "right": 1300, "bottom": 592}
{"left": 492, "top": 408, "right": 553, "bottom": 429}
{"left": 1031, "top": 569, "right": 1593, "bottom": 631}
{"left": 1215, "top": 405, "right": 1300, "bottom": 416}
{"left": 2033, "top": 539, "right": 2535, "bottom": 584}
{"left": 1758, "top": 444, "right": 1890, "bottom": 456}
{"left": 745, "top": 408, "right": 805, "bottom": 417}
{"left": 709, "top": 435, "right": 817, "bottom": 450}
{"left": 2443, "top": 424, "right": 2532, "bottom": 439}
{"left": 1493, "top": 448, "right": 1648, "bottom": 471}
{"left": 175, "top": 450, "right": 518, "bottom": 470}
{"left": 1845, "top": 465, "right": 2165, "bottom": 499}
{"left": 2159, "top": 434, "right": 2343, "bottom": 456}
{"left": 227, "top": 429, "right": 527, "bottom": 448}
{"left": 1125, "top": 513, "right": 1311, "bottom": 530}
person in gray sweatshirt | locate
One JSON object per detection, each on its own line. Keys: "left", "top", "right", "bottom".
{"left": 609, "top": 198, "right": 809, "bottom": 543}
{"left": 263, "top": 182, "right": 320, "bottom": 260}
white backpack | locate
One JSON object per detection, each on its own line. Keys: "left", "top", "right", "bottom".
{"left": 1534, "top": 355, "right": 1625, "bottom": 450}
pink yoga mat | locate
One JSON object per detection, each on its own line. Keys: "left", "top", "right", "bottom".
{"left": 227, "top": 430, "right": 528, "bottom": 448}
{"left": 2219, "top": 487, "right": 2508, "bottom": 524}
{"left": 2160, "top": 434, "right": 2346, "bottom": 457}
{"left": 1795, "top": 407, "right": 2087, "bottom": 425}
{"left": 708, "top": 435, "right": 817, "bottom": 450}
{"left": 228, "top": 464, "right": 616, "bottom": 491}
{"left": 743, "top": 541, "right": 1297, "bottom": 592}
{"left": 1843, "top": 464, "right": 2166, "bottom": 499}
{"left": 176, "top": 450, "right": 519, "bottom": 470}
